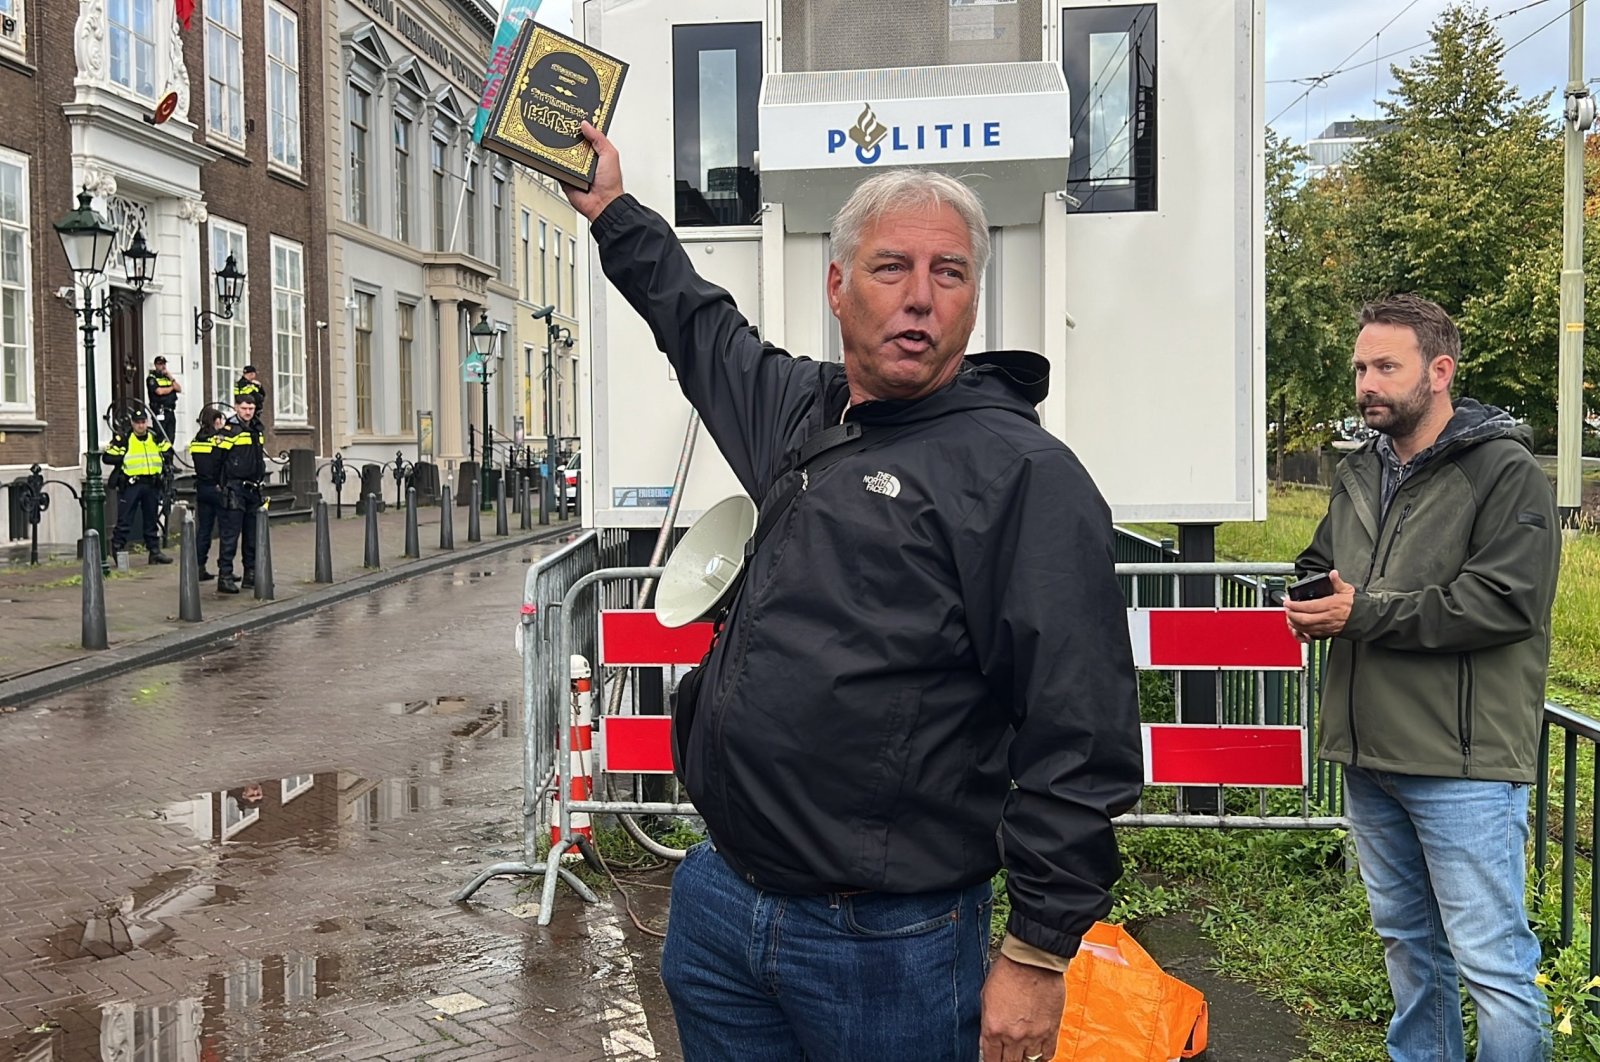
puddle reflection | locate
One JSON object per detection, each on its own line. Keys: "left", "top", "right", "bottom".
{"left": 159, "top": 759, "right": 453, "bottom": 850}
{"left": 3, "top": 954, "right": 338, "bottom": 1061}
{"left": 48, "top": 869, "right": 239, "bottom": 962}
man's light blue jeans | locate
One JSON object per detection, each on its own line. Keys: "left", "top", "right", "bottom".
{"left": 1344, "top": 766, "right": 1550, "bottom": 1061}
{"left": 659, "top": 839, "right": 993, "bottom": 1061}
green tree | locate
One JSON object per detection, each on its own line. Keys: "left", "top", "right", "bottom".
{"left": 1346, "top": 5, "right": 1565, "bottom": 425}
{"left": 1264, "top": 131, "right": 1355, "bottom": 470}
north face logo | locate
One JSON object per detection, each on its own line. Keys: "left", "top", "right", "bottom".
{"left": 863, "top": 471, "right": 901, "bottom": 498}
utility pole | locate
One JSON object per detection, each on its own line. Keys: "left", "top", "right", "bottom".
{"left": 1559, "top": 0, "right": 1593, "bottom": 530}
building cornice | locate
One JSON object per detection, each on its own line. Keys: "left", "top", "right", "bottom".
{"left": 61, "top": 97, "right": 223, "bottom": 173}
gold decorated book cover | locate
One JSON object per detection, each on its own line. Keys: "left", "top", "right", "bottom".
{"left": 481, "top": 21, "right": 627, "bottom": 190}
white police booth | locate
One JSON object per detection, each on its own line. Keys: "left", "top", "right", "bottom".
{"left": 571, "top": 0, "right": 1265, "bottom": 528}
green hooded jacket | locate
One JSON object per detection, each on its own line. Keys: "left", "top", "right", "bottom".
{"left": 1296, "top": 399, "right": 1561, "bottom": 783}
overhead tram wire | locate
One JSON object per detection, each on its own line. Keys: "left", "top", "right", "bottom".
{"left": 1267, "top": 0, "right": 1427, "bottom": 127}
{"left": 1266, "top": 0, "right": 1563, "bottom": 128}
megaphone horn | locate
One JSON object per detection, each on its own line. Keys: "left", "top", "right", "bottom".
{"left": 654, "top": 495, "right": 758, "bottom": 629}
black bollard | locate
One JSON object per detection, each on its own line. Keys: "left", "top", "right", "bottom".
{"left": 179, "top": 507, "right": 202, "bottom": 622}
{"left": 538, "top": 470, "right": 549, "bottom": 526}
{"left": 404, "top": 487, "right": 420, "bottom": 558}
{"left": 363, "top": 494, "right": 381, "bottom": 568}
{"left": 253, "top": 508, "right": 275, "bottom": 600}
{"left": 313, "top": 499, "right": 333, "bottom": 583}
{"left": 467, "top": 481, "right": 482, "bottom": 543}
{"left": 81, "top": 530, "right": 108, "bottom": 651}
{"left": 495, "top": 477, "right": 509, "bottom": 537}
{"left": 439, "top": 485, "right": 455, "bottom": 550}
{"left": 519, "top": 475, "right": 532, "bottom": 530}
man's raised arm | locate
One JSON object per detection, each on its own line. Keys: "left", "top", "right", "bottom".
{"left": 566, "top": 123, "right": 816, "bottom": 498}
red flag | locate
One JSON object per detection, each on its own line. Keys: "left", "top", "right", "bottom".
{"left": 175, "top": 0, "right": 195, "bottom": 30}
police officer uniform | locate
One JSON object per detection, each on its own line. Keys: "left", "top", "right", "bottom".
{"left": 104, "top": 409, "right": 174, "bottom": 564}
{"left": 233, "top": 365, "right": 266, "bottom": 409}
{"left": 188, "top": 415, "right": 226, "bottom": 580}
{"left": 214, "top": 405, "right": 266, "bottom": 593}
{"left": 145, "top": 357, "right": 181, "bottom": 444}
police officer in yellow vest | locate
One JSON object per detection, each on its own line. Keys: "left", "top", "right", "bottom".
{"left": 103, "top": 407, "right": 174, "bottom": 564}
{"left": 145, "top": 356, "right": 182, "bottom": 444}
{"left": 233, "top": 364, "right": 266, "bottom": 410}
{"left": 214, "top": 394, "right": 266, "bottom": 593}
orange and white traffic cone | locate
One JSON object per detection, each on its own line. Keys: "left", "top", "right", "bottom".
{"left": 552, "top": 654, "right": 595, "bottom": 849}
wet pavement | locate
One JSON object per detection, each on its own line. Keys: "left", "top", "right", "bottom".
{"left": 0, "top": 537, "right": 1310, "bottom": 1061}
{"left": 0, "top": 548, "right": 680, "bottom": 1061}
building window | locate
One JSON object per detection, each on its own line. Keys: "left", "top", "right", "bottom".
{"left": 108, "top": 0, "right": 158, "bottom": 99}
{"left": 1062, "top": 5, "right": 1157, "bottom": 213}
{"left": 464, "top": 161, "right": 479, "bottom": 257}
{"left": 519, "top": 210, "right": 531, "bottom": 301}
{"left": 266, "top": 2, "right": 301, "bottom": 172}
{"left": 353, "top": 290, "right": 374, "bottom": 432}
{"left": 432, "top": 138, "right": 446, "bottom": 250}
{"left": 0, "top": 151, "right": 31, "bottom": 412}
{"left": 554, "top": 231, "right": 562, "bottom": 312}
{"left": 673, "top": 23, "right": 762, "bottom": 227}
{"left": 0, "top": 0, "right": 26, "bottom": 54}
{"left": 208, "top": 219, "right": 249, "bottom": 404}
{"left": 397, "top": 302, "right": 415, "bottom": 427}
{"left": 348, "top": 84, "right": 370, "bottom": 225}
{"left": 568, "top": 237, "right": 577, "bottom": 317}
{"left": 538, "top": 220, "right": 547, "bottom": 303}
{"left": 271, "top": 237, "right": 306, "bottom": 422}
{"left": 394, "top": 116, "right": 412, "bottom": 243}
{"left": 205, "top": 0, "right": 244, "bottom": 143}
{"left": 492, "top": 175, "right": 506, "bottom": 270}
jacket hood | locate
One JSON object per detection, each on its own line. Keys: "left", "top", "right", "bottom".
{"left": 1431, "top": 398, "right": 1529, "bottom": 456}
{"left": 1358, "top": 397, "right": 1529, "bottom": 467}
{"left": 839, "top": 350, "right": 1051, "bottom": 427}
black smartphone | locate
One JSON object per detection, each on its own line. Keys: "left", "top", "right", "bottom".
{"left": 1287, "top": 572, "right": 1336, "bottom": 602}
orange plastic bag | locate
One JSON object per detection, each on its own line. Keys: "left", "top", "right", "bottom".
{"left": 1051, "top": 921, "right": 1208, "bottom": 1062}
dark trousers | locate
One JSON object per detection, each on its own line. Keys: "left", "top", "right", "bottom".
{"left": 156, "top": 407, "right": 176, "bottom": 446}
{"left": 217, "top": 486, "right": 260, "bottom": 577}
{"left": 111, "top": 481, "right": 160, "bottom": 552}
{"left": 195, "top": 482, "right": 222, "bottom": 567}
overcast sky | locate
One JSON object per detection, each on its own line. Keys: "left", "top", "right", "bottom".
{"left": 1268, "top": 0, "right": 1596, "bottom": 143}
{"left": 487, "top": 1, "right": 1591, "bottom": 146}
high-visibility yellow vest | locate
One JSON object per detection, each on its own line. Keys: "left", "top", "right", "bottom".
{"left": 115, "top": 433, "right": 168, "bottom": 477}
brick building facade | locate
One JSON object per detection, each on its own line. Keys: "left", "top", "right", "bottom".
{"left": 0, "top": 0, "right": 330, "bottom": 547}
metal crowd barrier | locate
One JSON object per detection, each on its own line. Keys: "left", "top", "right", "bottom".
{"left": 452, "top": 529, "right": 626, "bottom": 907}
{"left": 454, "top": 554, "right": 1356, "bottom": 925}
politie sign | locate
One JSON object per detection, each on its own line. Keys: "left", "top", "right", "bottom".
{"left": 758, "top": 63, "right": 1070, "bottom": 230}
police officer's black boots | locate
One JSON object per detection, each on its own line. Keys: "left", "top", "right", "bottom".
{"left": 217, "top": 575, "right": 240, "bottom": 594}
{"left": 241, "top": 569, "right": 255, "bottom": 588}
{"left": 148, "top": 550, "right": 174, "bottom": 565}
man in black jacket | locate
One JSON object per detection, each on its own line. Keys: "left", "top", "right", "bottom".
{"left": 145, "top": 356, "right": 181, "bottom": 445}
{"left": 567, "top": 125, "right": 1142, "bottom": 1062}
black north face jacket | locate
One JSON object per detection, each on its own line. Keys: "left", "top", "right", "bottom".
{"left": 593, "top": 195, "right": 1143, "bottom": 958}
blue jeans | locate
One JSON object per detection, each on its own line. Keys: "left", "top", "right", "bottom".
{"left": 660, "top": 840, "right": 992, "bottom": 1061}
{"left": 1343, "top": 767, "right": 1550, "bottom": 1062}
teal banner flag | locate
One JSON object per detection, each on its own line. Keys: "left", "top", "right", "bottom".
{"left": 472, "top": 0, "right": 543, "bottom": 143}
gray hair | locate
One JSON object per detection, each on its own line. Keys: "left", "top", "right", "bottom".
{"left": 830, "top": 170, "right": 990, "bottom": 289}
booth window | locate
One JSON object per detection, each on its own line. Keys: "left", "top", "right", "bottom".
{"left": 673, "top": 23, "right": 762, "bottom": 227}
{"left": 1062, "top": 5, "right": 1157, "bottom": 213}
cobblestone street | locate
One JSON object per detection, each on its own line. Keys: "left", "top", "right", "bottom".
{"left": 0, "top": 545, "right": 680, "bottom": 1061}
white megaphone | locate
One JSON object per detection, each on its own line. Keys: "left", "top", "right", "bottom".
{"left": 654, "top": 495, "right": 758, "bottom": 628}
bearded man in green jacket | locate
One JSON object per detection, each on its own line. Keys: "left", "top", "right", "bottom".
{"left": 1287, "top": 294, "right": 1561, "bottom": 1062}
